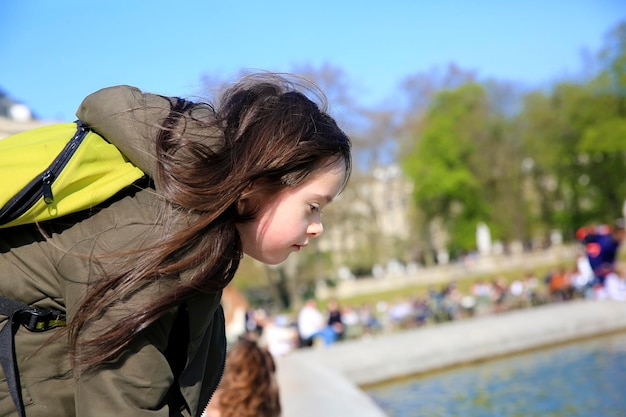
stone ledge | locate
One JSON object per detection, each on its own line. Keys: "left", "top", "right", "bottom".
{"left": 276, "top": 300, "right": 626, "bottom": 417}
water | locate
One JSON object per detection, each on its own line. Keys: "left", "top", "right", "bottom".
{"left": 367, "top": 332, "right": 626, "bottom": 417}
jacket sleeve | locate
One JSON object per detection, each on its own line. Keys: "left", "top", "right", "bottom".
{"left": 76, "top": 85, "right": 220, "bottom": 180}
{"left": 76, "top": 85, "right": 169, "bottom": 179}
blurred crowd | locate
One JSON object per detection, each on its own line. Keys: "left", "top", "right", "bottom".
{"left": 240, "top": 251, "right": 626, "bottom": 358}
{"left": 205, "top": 220, "right": 624, "bottom": 417}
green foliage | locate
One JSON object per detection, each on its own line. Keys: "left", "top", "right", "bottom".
{"left": 402, "top": 21, "right": 626, "bottom": 254}
{"left": 519, "top": 22, "right": 626, "bottom": 234}
{"left": 580, "top": 117, "right": 626, "bottom": 152}
{"left": 404, "top": 85, "right": 483, "bottom": 217}
{"left": 402, "top": 82, "right": 524, "bottom": 252}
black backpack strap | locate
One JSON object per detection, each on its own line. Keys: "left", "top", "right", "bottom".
{"left": 0, "top": 297, "right": 66, "bottom": 417}
{"left": 0, "top": 297, "right": 29, "bottom": 417}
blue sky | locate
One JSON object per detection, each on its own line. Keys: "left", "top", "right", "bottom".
{"left": 1, "top": 0, "right": 624, "bottom": 121}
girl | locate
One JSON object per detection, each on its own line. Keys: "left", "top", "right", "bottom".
{"left": 0, "top": 73, "right": 351, "bottom": 416}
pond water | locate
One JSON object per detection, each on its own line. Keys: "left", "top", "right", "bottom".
{"left": 367, "top": 331, "right": 626, "bottom": 417}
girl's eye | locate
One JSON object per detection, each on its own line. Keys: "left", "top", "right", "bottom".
{"left": 309, "top": 204, "right": 321, "bottom": 213}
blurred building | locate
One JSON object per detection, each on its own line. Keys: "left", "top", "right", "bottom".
{"left": 318, "top": 164, "right": 415, "bottom": 269}
{"left": 0, "top": 89, "right": 33, "bottom": 121}
{"left": 0, "top": 89, "right": 49, "bottom": 138}
{"left": 369, "top": 165, "right": 413, "bottom": 241}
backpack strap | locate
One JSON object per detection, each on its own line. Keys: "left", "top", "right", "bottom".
{"left": 0, "top": 297, "right": 66, "bottom": 417}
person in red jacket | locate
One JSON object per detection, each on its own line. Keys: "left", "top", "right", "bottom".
{"left": 576, "top": 218, "right": 626, "bottom": 287}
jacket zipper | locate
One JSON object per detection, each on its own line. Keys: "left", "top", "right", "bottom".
{"left": 0, "top": 121, "right": 89, "bottom": 225}
{"left": 202, "top": 357, "right": 226, "bottom": 416}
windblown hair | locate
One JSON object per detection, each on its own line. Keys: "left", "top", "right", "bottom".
{"left": 67, "top": 73, "right": 352, "bottom": 371}
{"left": 209, "top": 337, "right": 281, "bottom": 417}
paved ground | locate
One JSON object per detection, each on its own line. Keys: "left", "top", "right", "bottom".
{"left": 275, "top": 299, "right": 626, "bottom": 417}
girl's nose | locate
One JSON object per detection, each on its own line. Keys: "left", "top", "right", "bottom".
{"left": 307, "top": 221, "right": 324, "bottom": 238}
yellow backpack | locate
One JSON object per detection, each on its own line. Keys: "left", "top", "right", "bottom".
{"left": 0, "top": 120, "right": 146, "bottom": 228}
{"left": 0, "top": 120, "right": 148, "bottom": 417}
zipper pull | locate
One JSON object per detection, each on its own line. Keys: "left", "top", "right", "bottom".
{"left": 42, "top": 171, "right": 54, "bottom": 204}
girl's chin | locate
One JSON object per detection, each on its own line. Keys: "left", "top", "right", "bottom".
{"left": 248, "top": 253, "right": 290, "bottom": 266}
{"left": 265, "top": 259, "right": 288, "bottom": 266}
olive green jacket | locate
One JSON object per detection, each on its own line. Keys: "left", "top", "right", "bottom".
{"left": 0, "top": 86, "right": 226, "bottom": 417}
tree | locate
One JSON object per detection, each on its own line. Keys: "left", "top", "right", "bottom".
{"left": 579, "top": 21, "right": 626, "bottom": 219}
{"left": 402, "top": 83, "right": 492, "bottom": 254}
{"left": 520, "top": 21, "right": 626, "bottom": 236}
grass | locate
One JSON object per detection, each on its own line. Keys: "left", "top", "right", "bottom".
{"left": 321, "top": 264, "right": 557, "bottom": 310}
{"left": 233, "top": 247, "right": 626, "bottom": 313}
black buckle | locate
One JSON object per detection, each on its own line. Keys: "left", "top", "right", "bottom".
{"left": 16, "top": 307, "right": 67, "bottom": 332}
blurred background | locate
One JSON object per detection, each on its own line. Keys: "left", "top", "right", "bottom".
{"left": 1, "top": 1, "right": 625, "bottom": 317}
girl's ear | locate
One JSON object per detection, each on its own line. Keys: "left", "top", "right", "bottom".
{"left": 236, "top": 182, "right": 258, "bottom": 215}
{"left": 236, "top": 196, "right": 250, "bottom": 215}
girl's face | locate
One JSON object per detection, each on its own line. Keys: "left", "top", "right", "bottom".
{"left": 236, "top": 159, "right": 347, "bottom": 265}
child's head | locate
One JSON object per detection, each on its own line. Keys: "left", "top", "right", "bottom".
{"left": 212, "top": 337, "right": 281, "bottom": 417}
{"left": 217, "top": 73, "right": 352, "bottom": 264}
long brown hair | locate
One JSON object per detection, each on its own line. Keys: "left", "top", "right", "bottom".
{"left": 67, "top": 73, "right": 352, "bottom": 371}
{"left": 212, "top": 337, "right": 281, "bottom": 417}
